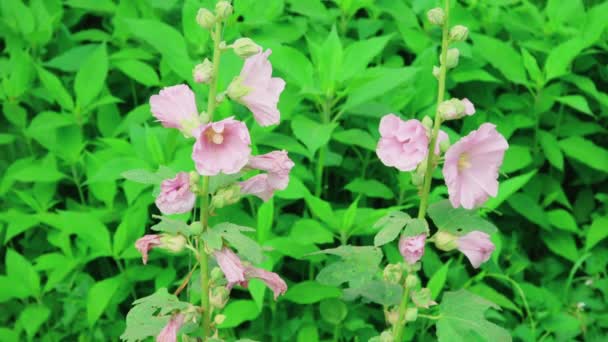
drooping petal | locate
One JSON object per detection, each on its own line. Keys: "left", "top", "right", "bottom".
{"left": 156, "top": 313, "right": 185, "bottom": 342}
{"left": 457, "top": 231, "right": 495, "bottom": 268}
{"left": 155, "top": 172, "right": 196, "bottom": 214}
{"left": 214, "top": 247, "right": 247, "bottom": 288}
{"left": 135, "top": 235, "right": 162, "bottom": 264}
{"left": 245, "top": 266, "right": 288, "bottom": 300}
{"left": 150, "top": 85, "right": 200, "bottom": 136}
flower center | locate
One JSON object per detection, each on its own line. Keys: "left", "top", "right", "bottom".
{"left": 206, "top": 129, "right": 224, "bottom": 144}
{"left": 458, "top": 153, "right": 472, "bottom": 170}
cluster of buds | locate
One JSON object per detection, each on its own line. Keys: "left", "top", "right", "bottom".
{"left": 427, "top": 7, "right": 469, "bottom": 75}
{"left": 196, "top": 1, "right": 233, "bottom": 29}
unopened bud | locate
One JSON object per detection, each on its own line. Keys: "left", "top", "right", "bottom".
{"left": 405, "top": 308, "right": 418, "bottom": 322}
{"left": 439, "top": 135, "right": 451, "bottom": 153}
{"left": 189, "top": 171, "right": 200, "bottom": 193}
{"left": 159, "top": 234, "right": 187, "bottom": 253}
{"left": 227, "top": 76, "right": 251, "bottom": 100}
{"left": 188, "top": 221, "right": 203, "bottom": 235}
{"left": 379, "top": 331, "right": 394, "bottom": 342}
{"left": 232, "top": 38, "right": 261, "bottom": 59}
{"left": 211, "top": 267, "right": 224, "bottom": 282}
{"left": 441, "top": 48, "right": 460, "bottom": 69}
{"left": 215, "top": 1, "right": 233, "bottom": 20}
{"left": 427, "top": 8, "right": 445, "bottom": 26}
{"left": 383, "top": 264, "right": 403, "bottom": 284}
{"left": 432, "top": 65, "right": 440, "bottom": 79}
{"left": 449, "top": 25, "right": 469, "bottom": 42}
{"left": 433, "top": 231, "right": 459, "bottom": 251}
{"left": 211, "top": 184, "right": 241, "bottom": 208}
{"left": 199, "top": 111, "right": 211, "bottom": 125}
{"left": 439, "top": 98, "right": 475, "bottom": 121}
{"left": 385, "top": 308, "right": 399, "bottom": 326}
{"left": 421, "top": 116, "right": 433, "bottom": 131}
{"left": 214, "top": 314, "right": 226, "bottom": 325}
{"left": 210, "top": 286, "right": 230, "bottom": 309}
{"left": 196, "top": 8, "right": 216, "bottom": 29}
{"left": 193, "top": 58, "right": 213, "bottom": 84}
{"left": 405, "top": 274, "right": 419, "bottom": 288}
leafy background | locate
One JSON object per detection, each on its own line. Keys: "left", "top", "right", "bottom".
{"left": 1, "top": 0, "right": 607, "bottom": 341}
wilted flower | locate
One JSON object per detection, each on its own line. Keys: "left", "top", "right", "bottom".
{"left": 457, "top": 231, "right": 495, "bottom": 268}
{"left": 376, "top": 114, "right": 428, "bottom": 172}
{"left": 155, "top": 172, "right": 196, "bottom": 215}
{"left": 192, "top": 117, "right": 251, "bottom": 176}
{"left": 442, "top": 123, "right": 508, "bottom": 209}
{"left": 399, "top": 234, "right": 426, "bottom": 264}
{"left": 247, "top": 150, "right": 294, "bottom": 189}
{"left": 239, "top": 174, "right": 277, "bottom": 201}
{"left": 245, "top": 267, "right": 288, "bottom": 300}
{"left": 135, "top": 235, "right": 162, "bottom": 264}
{"left": 156, "top": 313, "right": 185, "bottom": 342}
{"left": 439, "top": 98, "right": 475, "bottom": 121}
{"left": 149, "top": 85, "right": 200, "bottom": 137}
{"left": 228, "top": 50, "right": 285, "bottom": 126}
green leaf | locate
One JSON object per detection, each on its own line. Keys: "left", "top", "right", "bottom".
{"left": 289, "top": 219, "right": 334, "bottom": 245}
{"left": 270, "top": 45, "right": 314, "bottom": 89}
{"left": 547, "top": 209, "right": 578, "bottom": 233}
{"left": 340, "top": 35, "right": 391, "bottom": 82}
{"left": 345, "top": 178, "right": 394, "bottom": 199}
{"left": 344, "top": 280, "right": 402, "bottom": 306}
{"left": 539, "top": 130, "right": 564, "bottom": 170}
{"left": 556, "top": 95, "right": 593, "bottom": 116}
{"left": 213, "top": 223, "right": 264, "bottom": 264}
{"left": 256, "top": 199, "right": 273, "bottom": 243}
{"left": 502, "top": 145, "right": 532, "bottom": 173}
{"left": 542, "top": 231, "right": 578, "bottom": 262}
{"left": 428, "top": 200, "right": 498, "bottom": 236}
{"left": 585, "top": 216, "right": 608, "bottom": 251}
{"left": 316, "top": 246, "right": 382, "bottom": 288}
{"left": 36, "top": 66, "right": 74, "bottom": 110}
{"left": 507, "top": 193, "right": 550, "bottom": 229}
{"left": 343, "top": 67, "right": 418, "bottom": 111}
{"left": 74, "top": 44, "right": 108, "bottom": 108}
{"left": 545, "top": 38, "right": 585, "bottom": 81}
{"left": 114, "top": 59, "right": 159, "bottom": 86}
{"left": 469, "top": 284, "right": 522, "bottom": 316}
{"left": 291, "top": 116, "right": 337, "bottom": 154}
{"left": 471, "top": 34, "right": 527, "bottom": 85}
{"left": 319, "top": 298, "right": 348, "bottom": 324}
{"left": 283, "top": 281, "right": 342, "bottom": 304}
{"left": 484, "top": 170, "right": 537, "bottom": 211}
{"left": 304, "top": 194, "right": 338, "bottom": 228}
{"left": 428, "top": 259, "right": 451, "bottom": 299}
{"left": 373, "top": 211, "right": 411, "bottom": 247}
{"left": 17, "top": 304, "right": 50, "bottom": 339}
{"left": 559, "top": 136, "right": 608, "bottom": 172}
{"left": 317, "top": 26, "right": 343, "bottom": 93}
{"left": 437, "top": 289, "right": 511, "bottom": 342}
{"left": 87, "top": 276, "right": 122, "bottom": 326}
{"left": 6, "top": 249, "right": 40, "bottom": 298}
{"left": 217, "top": 300, "right": 261, "bottom": 328}
{"left": 332, "top": 129, "right": 377, "bottom": 151}
{"left": 520, "top": 47, "right": 542, "bottom": 84}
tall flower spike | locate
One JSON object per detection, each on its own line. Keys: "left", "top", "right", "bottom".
{"left": 192, "top": 117, "right": 251, "bottom": 176}
{"left": 228, "top": 50, "right": 285, "bottom": 126}
{"left": 442, "top": 123, "right": 508, "bottom": 209}
{"left": 150, "top": 84, "right": 201, "bottom": 137}
{"left": 376, "top": 114, "right": 429, "bottom": 172}
{"left": 155, "top": 172, "right": 196, "bottom": 215}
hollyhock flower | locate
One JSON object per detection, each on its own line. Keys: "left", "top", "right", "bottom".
{"left": 442, "top": 123, "right": 508, "bottom": 209}
{"left": 135, "top": 235, "right": 162, "bottom": 264}
{"left": 157, "top": 313, "right": 185, "bottom": 342}
{"left": 192, "top": 117, "right": 251, "bottom": 176}
{"left": 399, "top": 234, "right": 426, "bottom": 264}
{"left": 155, "top": 172, "right": 196, "bottom": 215}
{"left": 228, "top": 50, "right": 285, "bottom": 126}
{"left": 150, "top": 85, "right": 200, "bottom": 136}
{"left": 376, "top": 114, "right": 428, "bottom": 171}
{"left": 214, "top": 247, "right": 287, "bottom": 299}
{"left": 239, "top": 174, "right": 276, "bottom": 201}
{"left": 457, "top": 231, "right": 495, "bottom": 268}
{"left": 247, "top": 150, "right": 294, "bottom": 189}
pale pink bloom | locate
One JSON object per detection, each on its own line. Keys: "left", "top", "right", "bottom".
{"left": 150, "top": 84, "right": 200, "bottom": 136}
{"left": 399, "top": 234, "right": 426, "bottom": 264}
{"left": 457, "top": 231, "right": 495, "bottom": 268}
{"left": 239, "top": 174, "right": 277, "bottom": 201}
{"left": 462, "top": 98, "right": 475, "bottom": 115}
{"left": 135, "top": 234, "right": 162, "bottom": 264}
{"left": 247, "top": 150, "right": 294, "bottom": 189}
{"left": 442, "top": 123, "right": 508, "bottom": 209}
{"left": 376, "top": 114, "right": 428, "bottom": 171}
{"left": 192, "top": 117, "right": 251, "bottom": 176}
{"left": 156, "top": 313, "right": 185, "bottom": 342}
{"left": 245, "top": 267, "right": 288, "bottom": 300}
{"left": 214, "top": 247, "right": 287, "bottom": 300}
{"left": 155, "top": 172, "right": 196, "bottom": 215}
{"left": 236, "top": 50, "right": 285, "bottom": 126}
{"left": 434, "top": 130, "right": 449, "bottom": 155}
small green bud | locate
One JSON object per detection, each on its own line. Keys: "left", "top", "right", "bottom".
{"left": 432, "top": 65, "right": 440, "bottom": 79}
{"left": 449, "top": 25, "right": 469, "bottom": 42}
{"left": 405, "top": 274, "right": 419, "bottom": 288}
{"left": 427, "top": 8, "right": 445, "bottom": 26}
{"left": 188, "top": 221, "right": 203, "bottom": 235}
{"left": 383, "top": 263, "right": 403, "bottom": 284}
{"left": 189, "top": 171, "right": 200, "bottom": 193}
{"left": 211, "top": 184, "right": 241, "bottom": 208}
{"left": 193, "top": 58, "right": 213, "bottom": 84}
{"left": 232, "top": 38, "right": 261, "bottom": 59}
{"left": 215, "top": 1, "right": 233, "bottom": 20}
{"left": 214, "top": 314, "right": 226, "bottom": 325}
{"left": 196, "top": 8, "right": 216, "bottom": 29}
{"left": 440, "top": 48, "right": 460, "bottom": 69}
{"left": 199, "top": 111, "right": 211, "bottom": 125}
{"left": 159, "top": 234, "right": 187, "bottom": 253}
{"left": 439, "top": 135, "right": 451, "bottom": 152}
{"left": 433, "top": 231, "right": 459, "bottom": 251}
{"left": 405, "top": 307, "right": 418, "bottom": 322}
{"left": 384, "top": 308, "right": 399, "bottom": 326}
{"left": 379, "top": 331, "right": 394, "bottom": 342}
{"left": 227, "top": 76, "right": 251, "bottom": 101}
{"left": 210, "top": 286, "right": 230, "bottom": 309}
{"left": 421, "top": 116, "right": 433, "bottom": 131}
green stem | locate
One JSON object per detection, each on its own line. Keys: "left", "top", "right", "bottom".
{"left": 392, "top": 274, "right": 412, "bottom": 340}
{"left": 198, "top": 20, "right": 224, "bottom": 339}
{"left": 333, "top": 323, "right": 341, "bottom": 342}
{"left": 314, "top": 99, "right": 331, "bottom": 198}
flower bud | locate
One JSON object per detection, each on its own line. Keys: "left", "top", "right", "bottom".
{"left": 384, "top": 308, "right": 399, "bottom": 326}
{"left": 383, "top": 263, "right": 403, "bottom": 284}
{"left": 210, "top": 286, "right": 230, "bottom": 309}
{"left": 449, "top": 25, "right": 469, "bottom": 42}
{"left": 421, "top": 116, "right": 433, "bottom": 132}
{"left": 189, "top": 171, "right": 200, "bottom": 193}
{"left": 405, "top": 274, "right": 419, "bottom": 288}
{"left": 196, "top": 8, "right": 216, "bottom": 29}
{"left": 211, "top": 184, "right": 241, "bottom": 208}
{"left": 232, "top": 38, "right": 261, "bottom": 59}
{"left": 215, "top": 1, "right": 233, "bottom": 20}
{"left": 439, "top": 98, "right": 475, "bottom": 121}
{"left": 188, "top": 221, "right": 203, "bottom": 236}
{"left": 405, "top": 308, "right": 418, "bottom": 322}
{"left": 432, "top": 65, "right": 440, "bottom": 79}
{"left": 379, "top": 331, "right": 394, "bottom": 342}
{"left": 214, "top": 314, "right": 226, "bottom": 325}
{"left": 439, "top": 135, "right": 451, "bottom": 153}
{"left": 199, "top": 111, "right": 211, "bottom": 125}
{"left": 159, "top": 234, "right": 187, "bottom": 253}
{"left": 441, "top": 48, "right": 460, "bottom": 69}
{"left": 427, "top": 8, "right": 445, "bottom": 26}
{"left": 193, "top": 58, "right": 213, "bottom": 84}
{"left": 433, "top": 231, "right": 459, "bottom": 251}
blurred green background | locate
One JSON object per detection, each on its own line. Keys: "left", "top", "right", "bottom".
{"left": 1, "top": 0, "right": 607, "bottom": 341}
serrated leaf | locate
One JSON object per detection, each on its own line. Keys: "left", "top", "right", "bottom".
{"left": 87, "top": 276, "right": 122, "bottom": 326}
{"left": 428, "top": 200, "right": 498, "bottom": 236}
{"left": 559, "top": 136, "right": 608, "bottom": 172}
{"left": 344, "top": 280, "right": 402, "bottom": 306}
{"left": 315, "top": 246, "right": 382, "bottom": 288}
{"left": 213, "top": 223, "right": 263, "bottom": 264}
{"left": 373, "top": 212, "right": 411, "bottom": 247}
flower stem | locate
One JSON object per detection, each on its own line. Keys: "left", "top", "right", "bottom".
{"left": 314, "top": 99, "right": 331, "bottom": 198}
{"left": 392, "top": 273, "right": 412, "bottom": 340}
{"left": 199, "top": 20, "right": 224, "bottom": 339}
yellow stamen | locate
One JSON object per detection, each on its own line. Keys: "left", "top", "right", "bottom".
{"left": 458, "top": 153, "right": 472, "bottom": 170}
{"left": 206, "top": 129, "right": 224, "bottom": 144}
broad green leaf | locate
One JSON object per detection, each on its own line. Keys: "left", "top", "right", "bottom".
{"left": 585, "top": 216, "right": 608, "bottom": 251}
{"left": 437, "top": 289, "right": 511, "bottom": 342}
{"left": 319, "top": 298, "right": 348, "bottom": 324}
{"left": 547, "top": 209, "right": 578, "bottom": 233}
{"left": 344, "top": 280, "right": 402, "bottom": 306}
{"left": 471, "top": 34, "right": 527, "bottom": 85}
{"left": 428, "top": 200, "right": 498, "bottom": 236}
{"left": 340, "top": 35, "right": 391, "bottom": 82}
{"left": 74, "top": 44, "right": 108, "bottom": 108}
{"left": 6, "top": 249, "right": 40, "bottom": 299}
{"left": 502, "top": 145, "right": 532, "bottom": 173}
{"left": 256, "top": 199, "right": 273, "bottom": 243}
{"left": 559, "top": 136, "right": 608, "bottom": 172}
{"left": 343, "top": 67, "right": 418, "bottom": 111}
{"left": 270, "top": 45, "right": 314, "bottom": 89}
{"left": 87, "top": 276, "right": 122, "bottom": 326}
{"left": 114, "top": 59, "right": 159, "bottom": 86}
{"left": 291, "top": 116, "right": 337, "bottom": 154}
{"left": 283, "top": 281, "right": 341, "bottom": 304}
{"left": 507, "top": 193, "right": 550, "bottom": 229}
{"left": 345, "top": 178, "right": 393, "bottom": 199}
{"left": 539, "top": 130, "right": 564, "bottom": 170}
{"left": 332, "top": 129, "right": 377, "bottom": 151}
{"left": 317, "top": 26, "right": 343, "bottom": 93}
{"left": 37, "top": 67, "right": 74, "bottom": 110}
{"left": 217, "top": 300, "right": 261, "bottom": 328}
{"left": 213, "top": 223, "right": 264, "bottom": 264}
{"left": 373, "top": 211, "right": 411, "bottom": 247}
{"left": 469, "top": 284, "right": 522, "bottom": 316}
{"left": 521, "top": 48, "right": 541, "bottom": 84}
{"left": 17, "top": 304, "right": 50, "bottom": 339}
{"left": 542, "top": 231, "right": 578, "bottom": 262}
{"left": 428, "top": 259, "right": 451, "bottom": 299}
{"left": 556, "top": 95, "right": 593, "bottom": 116}
{"left": 304, "top": 194, "right": 338, "bottom": 229}
{"left": 290, "top": 219, "right": 334, "bottom": 245}
{"left": 316, "top": 246, "right": 382, "bottom": 288}
{"left": 484, "top": 170, "right": 537, "bottom": 211}
{"left": 545, "top": 38, "right": 585, "bottom": 81}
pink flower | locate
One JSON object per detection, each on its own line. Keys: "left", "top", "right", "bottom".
{"left": 155, "top": 172, "right": 196, "bottom": 215}
{"left": 442, "top": 123, "right": 508, "bottom": 209}
{"left": 150, "top": 85, "right": 200, "bottom": 136}
{"left": 462, "top": 98, "right": 475, "bottom": 115}
{"left": 239, "top": 174, "right": 276, "bottom": 201}
{"left": 247, "top": 150, "right": 294, "bottom": 189}
{"left": 231, "top": 50, "right": 285, "bottom": 126}
{"left": 439, "top": 98, "right": 476, "bottom": 121}
{"left": 399, "top": 234, "right": 426, "bottom": 264}
{"left": 135, "top": 234, "right": 162, "bottom": 264}
{"left": 376, "top": 114, "right": 428, "bottom": 171}
{"left": 214, "top": 247, "right": 287, "bottom": 300}
{"left": 156, "top": 313, "right": 184, "bottom": 342}
{"left": 457, "top": 231, "right": 495, "bottom": 268}
{"left": 192, "top": 117, "right": 251, "bottom": 176}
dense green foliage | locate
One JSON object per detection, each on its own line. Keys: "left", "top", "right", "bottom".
{"left": 1, "top": 0, "right": 608, "bottom": 341}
